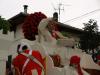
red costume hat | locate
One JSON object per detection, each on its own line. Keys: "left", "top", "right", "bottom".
{"left": 70, "top": 55, "right": 83, "bottom": 75}
{"left": 70, "top": 55, "right": 80, "bottom": 65}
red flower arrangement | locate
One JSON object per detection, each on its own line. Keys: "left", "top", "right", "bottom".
{"left": 22, "top": 12, "right": 47, "bottom": 40}
{"left": 51, "top": 54, "right": 61, "bottom": 67}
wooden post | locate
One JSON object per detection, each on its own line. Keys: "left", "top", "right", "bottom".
{"left": 6, "top": 55, "right": 13, "bottom": 75}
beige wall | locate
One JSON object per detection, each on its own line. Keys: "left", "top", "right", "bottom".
{"left": 15, "top": 24, "right": 25, "bottom": 40}
{"left": 0, "top": 31, "right": 14, "bottom": 75}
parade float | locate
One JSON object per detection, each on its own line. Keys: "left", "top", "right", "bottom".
{"left": 0, "top": 9, "right": 97, "bottom": 75}
{"left": 4, "top": 11, "right": 99, "bottom": 75}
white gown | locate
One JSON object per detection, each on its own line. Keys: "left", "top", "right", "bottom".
{"left": 63, "top": 66, "right": 90, "bottom": 75}
{"left": 37, "top": 18, "right": 80, "bottom": 65}
{"left": 37, "top": 18, "right": 100, "bottom": 70}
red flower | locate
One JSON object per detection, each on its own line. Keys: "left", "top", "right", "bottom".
{"left": 22, "top": 12, "right": 47, "bottom": 40}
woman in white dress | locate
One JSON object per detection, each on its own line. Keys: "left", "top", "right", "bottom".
{"left": 63, "top": 55, "right": 90, "bottom": 75}
{"left": 37, "top": 17, "right": 76, "bottom": 65}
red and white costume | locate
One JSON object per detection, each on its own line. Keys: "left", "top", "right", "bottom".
{"left": 63, "top": 55, "right": 90, "bottom": 75}
{"left": 70, "top": 56, "right": 83, "bottom": 75}
{"left": 12, "top": 42, "right": 45, "bottom": 75}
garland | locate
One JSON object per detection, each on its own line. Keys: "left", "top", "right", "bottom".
{"left": 22, "top": 12, "right": 47, "bottom": 40}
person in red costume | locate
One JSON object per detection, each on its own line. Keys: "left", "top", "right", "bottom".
{"left": 70, "top": 55, "right": 90, "bottom": 75}
{"left": 70, "top": 55, "right": 83, "bottom": 75}
{"left": 12, "top": 42, "right": 46, "bottom": 75}
{"left": 63, "top": 55, "right": 90, "bottom": 75}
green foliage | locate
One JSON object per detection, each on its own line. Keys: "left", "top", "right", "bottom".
{"left": 79, "top": 19, "right": 100, "bottom": 53}
{"left": 61, "top": 31, "right": 70, "bottom": 37}
{"left": 0, "top": 16, "right": 11, "bottom": 34}
{"left": 60, "top": 31, "right": 68, "bottom": 37}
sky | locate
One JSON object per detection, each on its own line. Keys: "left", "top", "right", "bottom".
{"left": 0, "top": 0, "right": 100, "bottom": 30}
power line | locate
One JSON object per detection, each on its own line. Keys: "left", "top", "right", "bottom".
{"left": 64, "top": 9, "right": 100, "bottom": 23}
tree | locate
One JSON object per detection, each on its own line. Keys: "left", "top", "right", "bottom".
{"left": 0, "top": 16, "right": 11, "bottom": 34}
{"left": 79, "top": 19, "right": 100, "bottom": 53}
